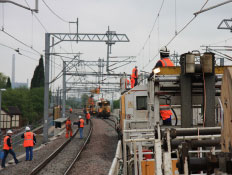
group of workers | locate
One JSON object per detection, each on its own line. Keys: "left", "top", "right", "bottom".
{"left": 65, "top": 111, "right": 91, "bottom": 139}
{"left": 1, "top": 126, "right": 36, "bottom": 168}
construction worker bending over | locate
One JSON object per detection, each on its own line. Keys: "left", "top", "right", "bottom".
{"left": 21, "top": 127, "right": 36, "bottom": 161}
{"left": 160, "top": 105, "right": 173, "bottom": 126}
{"left": 131, "top": 66, "right": 138, "bottom": 86}
{"left": 65, "top": 117, "right": 73, "bottom": 138}
{"left": 73, "top": 116, "right": 85, "bottom": 139}
{"left": 1, "top": 130, "right": 19, "bottom": 168}
{"left": 86, "top": 111, "right": 91, "bottom": 125}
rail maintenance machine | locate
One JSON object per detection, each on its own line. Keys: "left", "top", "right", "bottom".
{"left": 113, "top": 51, "right": 232, "bottom": 175}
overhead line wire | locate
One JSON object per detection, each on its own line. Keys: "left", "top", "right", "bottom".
{"left": 142, "top": 0, "right": 209, "bottom": 70}
{"left": 136, "top": 0, "right": 165, "bottom": 59}
{"left": 41, "top": 0, "right": 69, "bottom": 23}
{"left": 1, "top": 29, "right": 41, "bottom": 55}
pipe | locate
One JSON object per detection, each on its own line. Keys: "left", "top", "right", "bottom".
{"left": 170, "top": 127, "right": 221, "bottom": 137}
{"left": 125, "top": 138, "right": 155, "bottom": 143}
{"left": 124, "top": 129, "right": 154, "bottom": 133}
{"left": 175, "top": 134, "right": 220, "bottom": 140}
{"left": 171, "top": 138, "right": 220, "bottom": 149}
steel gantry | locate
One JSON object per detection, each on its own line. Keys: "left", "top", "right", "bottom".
{"left": 43, "top": 27, "right": 130, "bottom": 143}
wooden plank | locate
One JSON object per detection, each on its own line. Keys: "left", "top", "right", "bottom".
{"left": 221, "top": 67, "right": 232, "bottom": 152}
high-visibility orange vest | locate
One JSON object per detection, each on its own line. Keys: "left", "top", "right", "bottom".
{"left": 3, "top": 136, "right": 12, "bottom": 150}
{"left": 86, "top": 113, "right": 90, "bottom": 119}
{"left": 159, "top": 58, "right": 174, "bottom": 67}
{"left": 160, "top": 105, "right": 172, "bottom": 120}
{"left": 70, "top": 108, "right": 72, "bottom": 112}
{"left": 23, "top": 132, "right": 34, "bottom": 147}
{"left": 66, "top": 120, "right": 72, "bottom": 130}
{"left": 131, "top": 78, "right": 135, "bottom": 88}
{"left": 80, "top": 119, "right": 84, "bottom": 128}
{"left": 125, "top": 79, "right": 130, "bottom": 88}
{"left": 131, "top": 68, "right": 138, "bottom": 78}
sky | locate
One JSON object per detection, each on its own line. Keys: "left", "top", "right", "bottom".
{"left": 0, "top": 0, "right": 232, "bottom": 95}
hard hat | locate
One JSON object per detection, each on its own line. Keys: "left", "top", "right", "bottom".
{"left": 79, "top": 116, "right": 82, "bottom": 119}
{"left": 160, "top": 46, "right": 170, "bottom": 54}
{"left": 7, "top": 130, "right": 13, "bottom": 134}
{"left": 25, "top": 126, "right": 30, "bottom": 131}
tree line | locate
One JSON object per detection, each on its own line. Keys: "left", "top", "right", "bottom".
{"left": 0, "top": 56, "right": 45, "bottom": 125}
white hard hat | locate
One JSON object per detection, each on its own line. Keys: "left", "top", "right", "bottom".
{"left": 7, "top": 130, "right": 13, "bottom": 134}
{"left": 160, "top": 46, "right": 170, "bottom": 54}
{"left": 25, "top": 126, "right": 30, "bottom": 131}
{"left": 79, "top": 116, "right": 82, "bottom": 119}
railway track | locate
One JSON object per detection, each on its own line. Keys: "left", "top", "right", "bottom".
{"left": 102, "top": 117, "right": 116, "bottom": 130}
{"left": 29, "top": 120, "right": 93, "bottom": 175}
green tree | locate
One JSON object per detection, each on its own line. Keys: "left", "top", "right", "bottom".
{"left": 6, "top": 77, "right": 11, "bottom": 89}
{"left": 0, "top": 72, "right": 7, "bottom": 88}
{"left": 113, "top": 99, "right": 120, "bottom": 109}
{"left": 2, "top": 87, "right": 44, "bottom": 124}
{"left": 31, "top": 56, "right": 45, "bottom": 88}
{"left": 81, "top": 94, "right": 89, "bottom": 107}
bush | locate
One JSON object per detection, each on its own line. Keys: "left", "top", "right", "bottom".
{"left": 2, "top": 87, "right": 44, "bottom": 125}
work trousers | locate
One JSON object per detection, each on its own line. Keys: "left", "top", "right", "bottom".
{"left": 134, "top": 78, "right": 138, "bottom": 86}
{"left": 86, "top": 119, "right": 89, "bottom": 125}
{"left": 25, "top": 147, "right": 33, "bottom": 161}
{"left": 65, "top": 129, "right": 73, "bottom": 138}
{"left": 1, "top": 149, "right": 18, "bottom": 167}
{"left": 79, "top": 127, "right": 83, "bottom": 139}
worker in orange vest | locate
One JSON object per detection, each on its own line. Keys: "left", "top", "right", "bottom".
{"left": 150, "top": 46, "right": 174, "bottom": 78}
{"left": 65, "top": 117, "right": 73, "bottom": 138}
{"left": 151, "top": 46, "right": 174, "bottom": 125}
{"left": 21, "top": 126, "right": 36, "bottom": 161}
{"left": 125, "top": 78, "right": 130, "bottom": 89}
{"left": 69, "top": 108, "right": 73, "bottom": 113}
{"left": 1, "top": 130, "right": 19, "bottom": 168}
{"left": 75, "top": 116, "right": 84, "bottom": 139}
{"left": 131, "top": 66, "right": 138, "bottom": 86}
{"left": 86, "top": 111, "right": 91, "bottom": 125}
{"left": 130, "top": 76, "right": 135, "bottom": 88}
{"left": 160, "top": 105, "right": 173, "bottom": 126}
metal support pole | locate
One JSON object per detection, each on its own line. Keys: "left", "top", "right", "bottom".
{"left": 205, "top": 75, "right": 215, "bottom": 127}
{"left": 148, "top": 80, "right": 154, "bottom": 126}
{"left": 106, "top": 42, "right": 110, "bottom": 73}
{"left": 43, "top": 33, "right": 50, "bottom": 143}
{"left": 181, "top": 75, "right": 193, "bottom": 127}
{"left": 62, "top": 61, "right": 66, "bottom": 118}
{"left": 154, "top": 139, "right": 163, "bottom": 175}
{"left": 133, "top": 141, "right": 138, "bottom": 175}
{"left": 154, "top": 81, "right": 160, "bottom": 125}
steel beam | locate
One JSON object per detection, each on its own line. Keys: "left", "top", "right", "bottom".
{"left": 43, "top": 33, "right": 50, "bottom": 143}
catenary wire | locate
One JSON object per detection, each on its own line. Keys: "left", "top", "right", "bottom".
{"left": 136, "top": 0, "right": 165, "bottom": 59}
{"left": 142, "top": 0, "right": 210, "bottom": 70}
{"left": 42, "top": 0, "right": 69, "bottom": 23}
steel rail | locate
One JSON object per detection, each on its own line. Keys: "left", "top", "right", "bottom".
{"left": 29, "top": 127, "right": 80, "bottom": 175}
{"left": 63, "top": 120, "right": 93, "bottom": 175}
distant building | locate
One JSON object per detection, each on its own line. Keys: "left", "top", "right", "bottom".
{"left": 13, "top": 82, "right": 28, "bottom": 89}
{"left": 0, "top": 106, "right": 22, "bottom": 129}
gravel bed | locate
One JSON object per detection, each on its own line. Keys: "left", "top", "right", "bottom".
{"left": 38, "top": 124, "right": 90, "bottom": 175}
{"left": 0, "top": 111, "right": 83, "bottom": 175}
{"left": 68, "top": 118, "right": 118, "bottom": 175}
